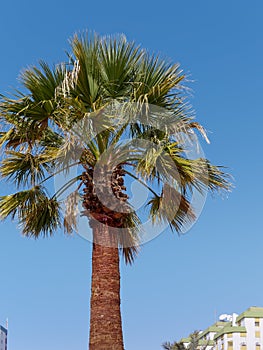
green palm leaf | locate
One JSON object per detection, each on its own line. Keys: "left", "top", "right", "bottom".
{"left": 0, "top": 151, "right": 50, "bottom": 186}
{"left": 0, "top": 186, "right": 61, "bottom": 237}
{"left": 0, "top": 31, "right": 231, "bottom": 257}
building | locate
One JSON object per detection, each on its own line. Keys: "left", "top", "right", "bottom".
{"left": 0, "top": 325, "right": 7, "bottom": 350}
{"left": 181, "top": 306, "right": 263, "bottom": 350}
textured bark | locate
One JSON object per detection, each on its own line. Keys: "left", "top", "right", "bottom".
{"left": 89, "top": 222, "right": 124, "bottom": 350}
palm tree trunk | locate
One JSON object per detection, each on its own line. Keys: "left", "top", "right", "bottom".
{"left": 89, "top": 221, "right": 124, "bottom": 350}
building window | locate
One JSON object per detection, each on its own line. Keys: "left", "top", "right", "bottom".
{"left": 227, "top": 341, "right": 233, "bottom": 350}
{"left": 240, "top": 333, "right": 246, "bottom": 337}
{"left": 256, "top": 345, "right": 261, "bottom": 350}
{"left": 255, "top": 318, "right": 260, "bottom": 327}
{"left": 241, "top": 345, "right": 247, "bottom": 350}
{"left": 255, "top": 331, "right": 261, "bottom": 338}
{"left": 227, "top": 333, "right": 232, "bottom": 338}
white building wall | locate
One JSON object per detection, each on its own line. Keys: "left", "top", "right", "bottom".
{"left": 0, "top": 327, "right": 7, "bottom": 350}
{"left": 255, "top": 318, "right": 263, "bottom": 349}
{"left": 232, "top": 332, "right": 243, "bottom": 350}
{"left": 243, "top": 317, "right": 263, "bottom": 349}
{"left": 244, "top": 317, "right": 255, "bottom": 349}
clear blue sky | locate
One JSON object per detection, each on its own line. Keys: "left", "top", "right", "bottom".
{"left": 0, "top": 1, "right": 263, "bottom": 349}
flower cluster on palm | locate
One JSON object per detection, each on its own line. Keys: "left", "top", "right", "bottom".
{"left": 0, "top": 33, "right": 230, "bottom": 350}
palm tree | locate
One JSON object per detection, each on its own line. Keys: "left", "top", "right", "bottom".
{"left": 0, "top": 33, "right": 230, "bottom": 350}
{"left": 187, "top": 331, "right": 211, "bottom": 350}
{"left": 162, "top": 341, "right": 186, "bottom": 349}
{"left": 163, "top": 331, "right": 211, "bottom": 350}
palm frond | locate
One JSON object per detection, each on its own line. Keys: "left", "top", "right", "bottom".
{"left": 21, "top": 60, "right": 66, "bottom": 104}
{"left": 63, "top": 191, "right": 81, "bottom": 234}
{"left": 0, "top": 186, "right": 61, "bottom": 237}
{"left": 0, "top": 151, "right": 50, "bottom": 187}
{"left": 148, "top": 185, "right": 195, "bottom": 234}
{"left": 165, "top": 141, "right": 231, "bottom": 193}
{"left": 133, "top": 54, "right": 184, "bottom": 108}
{"left": 135, "top": 142, "right": 181, "bottom": 184}
{"left": 99, "top": 35, "right": 142, "bottom": 99}
{"left": 20, "top": 195, "right": 61, "bottom": 237}
{"left": 162, "top": 341, "right": 186, "bottom": 350}
{"left": 0, "top": 114, "right": 45, "bottom": 150}
{"left": 69, "top": 33, "right": 102, "bottom": 108}
{"left": 0, "top": 187, "right": 43, "bottom": 220}
{"left": 118, "top": 211, "right": 141, "bottom": 264}
{"left": 39, "top": 128, "right": 64, "bottom": 148}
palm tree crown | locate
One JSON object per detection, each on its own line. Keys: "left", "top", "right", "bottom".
{"left": 163, "top": 330, "right": 210, "bottom": 350}
{"left": 0, "top": 34, "right": 229, "bottom": 248}
{"left": 0, "top": 32, "right": 231, "bottom": 350}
